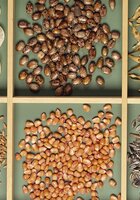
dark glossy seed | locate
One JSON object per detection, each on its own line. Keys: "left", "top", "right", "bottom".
{"left": 32, "top": 11, "right": 41, "bottom": 21}
{"left": 100, "top": 4, "right": 107, "bottom": 17}
{"left": 81, "top": 55, "right": 88, "bottom": 66}
{"left": 88, "top": 61, "right": 96, "bottom": 73}
{"left": 73, "top": 54, "right": 80, "bottom": 66}
{"left": 19, "top": 70, "right": 28, "bottom": 80}
{"left": 50, "top": 79, "right": 61, "bottom": 89}
{"left": 72, "top": 77, "right": 82, "bottom": 85}
{"left": 26, "top": 73, "right": 34, "bottom": 84}
{"left": 96, "top": 57, "right": 104, "bottom": 69}
{"left": 109, "top": 0, "right": 116, "bottom": 10}
{"left": 37, "top": 0, "right": 46, "bottom": 4}
{"left": 27, "top": 60, "right": 38, "bottom": 69}
{"left": 101, "top": 46, "right": 109, "bottom": 57}
{"left": 26, "top": 1, "right": 33, "bottom": 15}
{"left": 111, "top": 51, "right": 121, "bottom": 61}
{"left": 35, "top": 3, "right": 45, "bottom": 11}
{"left": 28, "top": 37, "right": 38, "bottom": 46}
{"left": 29, "top": 82, "right": 40, "bottom": 92}
{"left": 35, "top": 75, "right": 44, "bottom": 85}
{"left": 33, "top": 23, "right": 42, "bottom": 33}
{"left": 82, "top": 75, "right": 92, "bottom": 85}
{"left": 64, "top": 83, "right": 73, "bottom": 96}
{"left": 101, "top": 66, "right": 112, "bottom": 74}
{"left": 79, "top": 66, "right": 87, "bottom": 78}
{"left": 102, "top": 24, "right": 110, "bottom": 34}
{"left": 107, "top": 39, "right": 116, "bottom": 49}
{"left": 88, "top": 47, "right": 96, "bottom": 59}
{"left": 105, "top": 57, "right": 114, "bottom": 68}
{"left": 55, "top": 86, "right": 64, "bottom": 96}
{"left": 96, "top": 76, "right": 105, "bottom": 86}
{"left": 18, "top": 20, "right": 30, "bottom": 29}
{"left": 44, "top": 66, "right": 51, "bottom": 76}
{"left": 16, "top": 41, "right": 26, "bottom": 51}
{"left": 111, "top": 31, "right": 120, "bottom": 40}
{"left": 19, "top": 55, "right": 29, "bottom": 66}
{"left": 32, "top": 43, "right": 41, "bottom": 54}
{"left": 33, "top": 66, "right": 42, "bottom": 75}
{"left": 22, "top": 45, "right": 32, "bottom": 54}
{"left": 24, "top": 28, "right": 34, "bottom": 36}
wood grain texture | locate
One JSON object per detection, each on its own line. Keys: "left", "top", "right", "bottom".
{"left": 13, "top": 97, "right": 122, "bottom": 104}
{"left": 121, "top": 0, "right": 128, "bottom": 199}
{"left": 7, "top": 0, "right": 14, "bottom": 199}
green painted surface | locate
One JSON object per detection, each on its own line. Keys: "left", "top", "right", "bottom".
{"left": 127, "top": 105, "right": 140, "bottom": 200}
{"left": 0, "top": 104, "right": 7, "bottom": 200}
{"left": 128, "top": 0, "right": 140, "bottom": 96}
{"left": 0, "top": 0, "right": 7, "bottom": 96}
{"left": 14, "top": 104, "right": 121, "bottom": 200}
{"left": 14, "top": 0, "right": 122, "bottom": 96}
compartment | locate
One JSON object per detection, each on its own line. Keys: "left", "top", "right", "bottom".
{"left": 14, "top": 0, "right": 122, "bottom": 97}
{"left": 14, "top": 103, "right": 121, "bottom": 200}
{"left": 128, "top": 0, "right": 140, "bottom": 96}
{"left": 0, "top": 103, "right": 7, "bottom": 200}
{"left": 0, "top": 0, "right": 7, "bottom": 96}
{"left": 127, "top": 105, "right": 140, "bottom": 200}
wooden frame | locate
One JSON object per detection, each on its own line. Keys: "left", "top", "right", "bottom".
{"left": 0, "top": 0, "right": 138, "bottom": 199}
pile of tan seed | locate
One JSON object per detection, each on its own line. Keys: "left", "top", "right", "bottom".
{"left": 0, "top": 115, "right": 7, "bottom": 174}
{"left": 16, "top": 104, "right": 121, "bottom": 200}
{"left": 16, "top": 0, "right": 121, "bottom": 95}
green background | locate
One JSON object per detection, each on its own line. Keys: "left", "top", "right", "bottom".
{"left": 0, "top": 103, "right": 7, "bottom": 200}
{"left": 127, "top": 105, "right": 140, "bottom": 200}
{"left": 14, "top": 103, "right": 121, "bottom": 200}
{"left": 128, "top": 0, "right": 140, "bottom": 96}
{"left": 14, "top": 0, "right": 122, "bottom": 97}
{"left": 0, "top": 0, "right": 7, "bottom": 96}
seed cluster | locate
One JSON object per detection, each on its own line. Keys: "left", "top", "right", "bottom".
{"left": 128, "top": 114, "right": 140, "bottom": 188}
{"left": 128, "top": 5, "right": 140, "bottom": 93}
{"left": 16, "top": 0, "right": 121, "bottom": 95}
{"left": 16, "top": 104, "right": 121, "bottom": 200}
{"left": 0, "top": 115, "right": 7, "bottom": 175}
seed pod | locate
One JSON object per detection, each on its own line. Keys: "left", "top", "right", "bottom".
{"left": 16, "top": 41, "right": 25, "bottom": 51}
{"left": 105, "top": 57, "right": 114, "bottom": 68}
{"left": 111, "top": 31, "right": 120, "bottom": 40}
{"left": 64, "top": 83, "right": 73, "bottom": 96}
{"left": 111, "top": 51, "right": 121, "bottom": 61}
{"left": 88, "top": 61, "right": 96, "bottom": 73}
{"left": 96, "top": 76, "right": 105, "bottom": 86}
{"left": 19, "top": 70, "right": 28, "bottom": 80}
{"left": 26, "top": 1, "right": 33, "bottom": 15}
{"left": 109, "top": 0, "right": 116, "bottom": 10}
{"left": 33, "top": 23, "right": 42, "bottom": 33}
{"left": 19, "top": 55, "right": 29, "bottom": 66}
{"left": 96, "top": 57, "right": 104, "bottom": 69}
{"left": 32, "top": 11, "right": 41, "bottom": 21}
{"left": 102, "top": 46, "right": 109, "bottom": 57}
{"left": 24, "top": 28, "right": 34, "bottom": 36}
{"left": 26, "top": 73, "right": 34, "bottom": 84}
{"left": 29, "top": 82, "right": 40, "bottom": 92}
{"left": 27, "top": 60, "right": 38, "bottom": 69}
{"left": 101, "top": 66, "right": 112, "bottom": 74}
{"left": 18, "top": 20, "right": 30, "bottom": 29}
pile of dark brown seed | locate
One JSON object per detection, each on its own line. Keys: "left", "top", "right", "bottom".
{"left": 16, "top": 0, "right": 121, "bottom": 95}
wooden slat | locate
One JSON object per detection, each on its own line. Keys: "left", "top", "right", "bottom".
{"left": 128, "top": 97, "right": 140, "bottom": 104}
{"left": 121, "top": 0, "right": 128, "bottom": 199}
{"left": 7, "top": 0, "right": 14, "bottom": 199}
{"left": 13, "top": 97, "right": 122, "bottom": 104}
{"left": 0, "top": 97, "right": 7, "bottom": 103}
